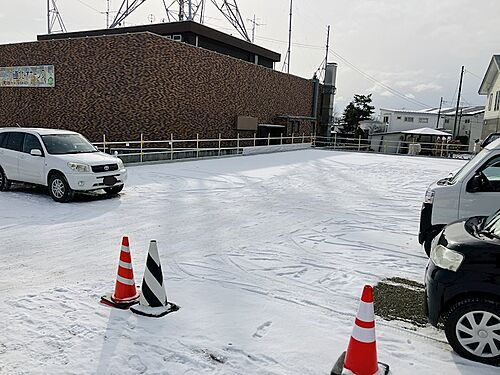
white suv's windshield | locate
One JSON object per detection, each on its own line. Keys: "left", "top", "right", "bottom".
{"left": 41, "top": 134, "right": 97, "bottom": 155}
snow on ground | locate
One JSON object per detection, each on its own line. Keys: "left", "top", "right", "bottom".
{"left": 0, "top": 150, "right": 497, "bottom": 374}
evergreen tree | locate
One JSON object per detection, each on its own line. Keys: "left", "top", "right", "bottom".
{"left": 342, "top": 94, "right": 375, "bottom": 134}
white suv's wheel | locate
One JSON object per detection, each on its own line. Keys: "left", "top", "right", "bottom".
{"left": 49, "top": 173, "right": 74, "bottom": 203}
{"left": 0, "top": 167, "right": 11, "bottom": 191}
{"left": 444, "top": 299, "right": 500, "bottom": 365}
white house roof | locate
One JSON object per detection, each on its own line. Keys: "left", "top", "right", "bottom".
{"left": 479, "top": 55, "right": 500, "bottom": 95}
{"left": 380, "top": 106, "right": 484, "bottom": 116}
{"left": 401, "top": 128, "right": 451, "bottom": 136}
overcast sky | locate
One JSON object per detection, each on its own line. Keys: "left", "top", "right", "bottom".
{"left": 0, "top": 0, "right": 498, "bottom": 115}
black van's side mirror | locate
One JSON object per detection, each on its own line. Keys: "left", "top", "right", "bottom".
{"left": 467, "top": 173, "right": 484, "bottom": 193}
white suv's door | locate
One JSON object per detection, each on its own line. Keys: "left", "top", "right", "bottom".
{"left": 0, "top": 132, "right": 25, "bottom": 181}
{"left": 18, "top": 133, "right": 46, "bottom": 185}
{"left": 459, "top": 154, "right": 500, "bottom": 219}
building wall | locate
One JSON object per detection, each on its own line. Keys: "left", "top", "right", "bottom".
{"left": 441, "top": 113, "right": 484, "bottom": 151}
{"left": 484, "top": 69, "right": 500, "bottom": 121}
{"left": 381, "top": 109, "right": 438, "bottom": 132}
{"left": 482, "top": 68, "right": 500, "bottom": 138}
{"left": 0, "top": 33, "right": 314, "bottom": 142}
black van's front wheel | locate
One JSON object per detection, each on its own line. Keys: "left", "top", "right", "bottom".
{"left": 444, "top": 299, "right": 500, "bottom": 365}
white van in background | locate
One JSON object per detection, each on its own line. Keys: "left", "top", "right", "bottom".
{"left": 419, "top": 138, "right": 500, "bottom": 254}
{"left": 0, "top": 128, "right": 127, "bottom": 202}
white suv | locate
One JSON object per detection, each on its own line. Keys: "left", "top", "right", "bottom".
{"left": 0, "top": 128, "right": 127, "bottom": 202}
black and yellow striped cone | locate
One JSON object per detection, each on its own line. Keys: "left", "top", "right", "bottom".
{"left": 130, "top": 240, "right": 179, "bottom": 318}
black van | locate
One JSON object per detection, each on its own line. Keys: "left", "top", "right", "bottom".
{"left": 425, "top": 210, "right": 500, "bottom": 365}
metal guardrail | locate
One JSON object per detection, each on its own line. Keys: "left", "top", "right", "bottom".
{"left": 91, "top": 132, "right": 474, "bottom": 164}
{"left": 314, "top": 135, "right": 475, "bottom": 159}
{"left": 92, "top": 133, "right": 315, "bottom": 164}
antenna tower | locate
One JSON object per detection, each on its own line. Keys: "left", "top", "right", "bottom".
{"left": 47, "top": 0, "right": 67, "bottom": 34}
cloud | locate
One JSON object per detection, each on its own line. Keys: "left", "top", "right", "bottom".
{"left": 413, "top": 82, "right": 442, "bottom": 92}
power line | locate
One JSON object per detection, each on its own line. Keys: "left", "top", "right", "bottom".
{"left": 464, "top": 69, "right": 482, "bottom": 80}
{"left": 74, "top": 0, "right": 102, "bottom": 13}
{"left": 329, "top": 49, "right": 431, "bottom": 108}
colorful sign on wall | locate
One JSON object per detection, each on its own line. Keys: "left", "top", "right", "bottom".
{"left": 0, "top": 65, "right": 55, "bottom": 88}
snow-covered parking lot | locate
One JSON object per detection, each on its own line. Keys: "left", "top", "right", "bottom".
{"left": 0, "top": 150, "right": 498, "bottom": 374}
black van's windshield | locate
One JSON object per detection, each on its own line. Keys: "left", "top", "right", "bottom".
{"left": 41, "top": 134, "right": 98, "bottom": 155}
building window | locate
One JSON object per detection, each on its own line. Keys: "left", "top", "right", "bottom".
{"left": 383, "top": 116, "right": 389, "bottom": 123}
{"left": 397, "top": 116, "right": 402, "bottom": 120}
{"left": 444, "top": 119, "right": 450, "bottom": 124}
{"left": 419, "top": 118, "right": 429, "bottom": 124}
{"left": 465, "top": 119, "right": 471, "bottom": 124}
{"left": 489, "top": 93, "right": 494, "bottom": 111}
{"left": 404, "top": 117, "right": 414, "bottom": 122}
{"left": 495, "top": 91, "right": 500, "bottom": 111}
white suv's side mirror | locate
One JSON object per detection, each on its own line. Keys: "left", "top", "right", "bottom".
{"left": 30, "top": 149, "right": 43, "bottom": 157}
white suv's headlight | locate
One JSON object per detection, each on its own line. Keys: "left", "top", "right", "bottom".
{"left": 117, "top": 159, "right": 124, "bottom": 169}
{"left": 430, "top": 245, "right": 464, "bottom": 272}
{"left": 67, "top": 162, "right": 90, "bottom": 173}
{"left": 424, "top": 188, "right": 435, "bottom": 204}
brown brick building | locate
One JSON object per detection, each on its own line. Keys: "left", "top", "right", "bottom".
{"left": 0, "top": 24, "right": 317, "bottom": 142}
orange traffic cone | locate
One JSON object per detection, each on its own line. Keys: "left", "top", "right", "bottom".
{"left": 331, "top": 285, "right": 389, "bottom": 375}
{"left": 101, "top": 236, "right": 140, "bottom": 309}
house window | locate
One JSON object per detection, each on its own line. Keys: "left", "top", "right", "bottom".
{"left": 465, "top": 119, "right": 471, "bottom": 124}
{"left": 489, "top": 93, "right": 494, "bottom": 111}
{"left": 397, "top": 116, "right": 402, "bottom": 120}
{"left": 383, "top": 116, "right": 389, "bottom": 123}
{"left": 495, "top": 91, "right": 500, "bottom": 111}
{"left": 404, "top": 117, "right": 414, "bottom": 122}
{"left": 444, "top": 119, "right": 450, "bottom": 124}
{"left": 419, "top": 118, "right": 429, "bottom": 124}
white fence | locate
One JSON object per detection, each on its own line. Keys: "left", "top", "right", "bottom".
{"left": 92, "top": 133, "right": 315, "bottom": 164}
{"left": 314, "top": 135, "right": 475, "bottom": 159}
{"left": 91, "top": 132, "right": 475, "bottom": 164}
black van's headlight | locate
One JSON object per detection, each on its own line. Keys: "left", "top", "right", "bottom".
{"left": 430, "top": 245, "right": 464, "bottom": 272}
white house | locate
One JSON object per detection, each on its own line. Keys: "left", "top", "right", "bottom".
{"left": 478, "top": 55, "right": 500, "bottom": 138}
{"left": 379, "top": 106, "right": 484, "bottom": 151}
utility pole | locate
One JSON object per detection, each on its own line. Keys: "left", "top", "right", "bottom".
{"left": 436, "top": 96, "right": 443, "bottom": 129}
{"left": 453, "top": 65, "right": 465, "bottom": 138}
{"left": 324, "top": 25, "right": 330, "bottom": 76}
{"left": 248, "top": 15, "right": 263, "bottom": 43}
{"left": 47, "top": 0, "right": 50, "bottom": 34}
{"left": 285, "top": 0, "right": 293, "bottom": 74}
{"left": 106, "top": 0, "right": 111, "bottom": 28}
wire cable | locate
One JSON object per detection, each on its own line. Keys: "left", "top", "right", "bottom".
{"left": 74, "top": 0, "right": 102, "bottom": 13}
{"left": 329, "top": 49, "right": 430, "bottom": 108}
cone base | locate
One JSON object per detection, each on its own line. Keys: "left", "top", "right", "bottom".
{"left": 130, "top": 302, "right": 180, "bottom": 318}
{"left": 331, "top": 351, "right": 389, "bottom": 375}
{"left": 100, "top": 293, "right": 140, "bottom": 309}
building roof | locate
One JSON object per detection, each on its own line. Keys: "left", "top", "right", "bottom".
{"left": 37, "top": 21, "right": 281, "bottom": 63}
{"left": 380, "top": 106, "right": 485, "bottom": 116}
{"left": 401, "top": 127, "right": 450, "bottom": 136}
{"left": 479, "top": 55, "right": 500, "bottom": 95}
{"left": 371, "top": 127, "right": 451, "bottom": 137}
